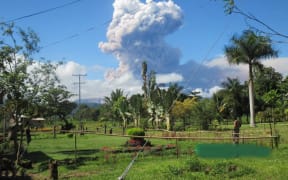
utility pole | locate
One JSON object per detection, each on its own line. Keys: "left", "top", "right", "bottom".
{"left": 73, "top": 74, "right": 86, "bottom": 130}
{"left": 72, "top": 74, "right": 86, "bottom": 163}
{"left": 73, "top": 74, "right": 87, "bottom": 107}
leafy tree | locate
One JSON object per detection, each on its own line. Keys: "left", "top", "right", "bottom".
{"left": 171, "top": 97, "right": 197, "bottom": 130}
{"left": 280, "top": 76, "right": 288, "bottom": 121}
{"left": 0, "top": 22, "right": 39, "bottom": 164}
{"left": 262, "top": 90, "right": 281, "bottom": 121}
{"left": 42, "top": 85, "right": 76, "bottom": 129}
{"left": 0, "top": 23, "right": 76, "bottom": 164}
{"left": 253, "top": 67, "right": 282, "bottom": 113}
{"left": 74, "top": 104, "right": 100, "bottom": 121}
{"left": 254, "top": 67, "right": 282, "bottom": 97}
{"left": 225, "top": 30, "right": 277, "bottom": 127}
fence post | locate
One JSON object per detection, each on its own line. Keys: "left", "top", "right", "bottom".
{"left": 274, "top": 134, "right": 280, "bottom": 149}
{"left": 176, "top": 138, "right": 179, "bottom": 159}
{"left": 49, "top": 160, "right": 58, "bottom": 180}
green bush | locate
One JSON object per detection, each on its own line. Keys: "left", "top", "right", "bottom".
{"left": 167, "top": 165, "right": 183, "bottom": 176}
{"left": 67, "top": 133, "right": 74, "bottom": 138}
{"left": 185, "top": 156, "right": 202, "bottom": 172}
{"left": 127, "top": 128, "right": 145, "bottom": 136}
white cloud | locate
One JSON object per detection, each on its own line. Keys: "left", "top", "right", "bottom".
{"left": 55, "top": 61, "right": 142, "bottom": 100}
{"left": 262, "top": 57, "right": 288, "bottom": 77}
{"left": 156, "top": 73, "right": 183, "bottom": 84}
{"left": 203, "top": 56, "right": 248, "bottom": 83}
{"left": 203, "top": 56, "right": 288, "bottom": 84}
{"left": 193, "top": 86, "right": 223, "bottom": 98}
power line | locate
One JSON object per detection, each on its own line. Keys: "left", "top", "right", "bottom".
{"left": 4, "top": 0, "right": 83, "bottom": 23}
{"left": 40, "top": 6, "right": 140, "bottom": 49}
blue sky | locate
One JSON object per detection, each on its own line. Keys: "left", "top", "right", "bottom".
{"left": 1, "top": 0, "right": 288, "bottom": 100}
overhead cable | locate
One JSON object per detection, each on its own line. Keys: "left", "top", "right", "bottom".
{"left": 5, "top": 0, "right": 83, "bottom": 23}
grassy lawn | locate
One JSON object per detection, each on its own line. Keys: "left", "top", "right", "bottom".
{"left": 12, "top": 122, "right": 288, "bottom": 179}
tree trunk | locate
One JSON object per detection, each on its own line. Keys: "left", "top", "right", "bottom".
{"left": 16, "top": 126, "right": 24, "bottom": 166}
{"left": 134, "top": 115, "right": 137, "bottom": 127}
{"left": 165, "top": 113, "right": 170, "bottom": 131}
{"left": 137, "top": 114, "right": 140, "bottom": 127}
{"left": 248, "top": 64, "right": 256, "bottom": 127}
{"left": 119, "top": 111, "right": 127, "bottom": 128}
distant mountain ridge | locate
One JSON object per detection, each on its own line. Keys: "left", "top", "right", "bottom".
{"left": 74, "top": 98, "right": 104, "bottom": 107}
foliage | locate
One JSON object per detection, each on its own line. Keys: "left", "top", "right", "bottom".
{"left": 185, "top": 156, "right": 202, "bottom": 172}
{"left": 104, "top": 89, "right": 129, "bottom": 127}
{"left": 129, "top": 94, "right": 145, "bottom": 127}
{"left": 126, "top": 127, "right": 145, "bottom": 137}
{"left": 191, "top": 99, "right": 216, "bottom": 130}
{"left": 73, "top": 104, "right": 100, "bottom": 121}
{"left": 0, "top": 23, "right": 76, "bottom": 164}
{"left": 0, "top": 22, "right": 40, "bottom": 164}
{"left": 171, "top": 97, "right": 197, "bottom": 130}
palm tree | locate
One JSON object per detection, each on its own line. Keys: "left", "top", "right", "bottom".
{"left": 221, "top": 77, "right": 244, "bottom": 120}
{"left": 225, "top": 30, "right": 277, "bottom": 127}
{"left": 104, "top": 89, "right": 126, "bottom": 125}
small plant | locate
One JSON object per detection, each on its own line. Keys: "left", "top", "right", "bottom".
{"left": 167, "top": 165, "right": 183, "bottom": 176}
{"left": 67, "top": 133, "right": 74, "bottom": 138}
{"left": 208, "top": 161, "right": 255, "bottom": 178}
{"left": 126, "top": 128, "right": 148, "bottom": 147}
{"left": 127, "top": 128, "right": 145, "bottom": 137}
{"left": 185, "top": 156, "right": 202, "bottom": 172}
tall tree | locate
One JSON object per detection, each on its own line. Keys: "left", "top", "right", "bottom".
{"left": 142, "top": 61, "right": 148, "bottom": 99}
{"left": 225, "top": 30, "right": 277, "bottom": 127}
{"left": 0, "top": 22, "right": 39, "bottom": 164}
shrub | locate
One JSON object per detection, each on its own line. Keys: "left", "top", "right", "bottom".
{"left": 126, "top": 128, "right": 147, "bottom": 146}
{"left": 185, "top": 156, "right": 202, "bottom": 172}
{"left": 167, "top": 165, "right": 183, "bottom": 176}
{"left": 127, "top": 128, "right": 145, "bottom": 137}
{"left": 67, "top": 133, "right": 74, "bottom": 138}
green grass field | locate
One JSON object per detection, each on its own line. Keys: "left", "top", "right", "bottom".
{"left": 13, "top": 122, "right": 288, "bottom": 179}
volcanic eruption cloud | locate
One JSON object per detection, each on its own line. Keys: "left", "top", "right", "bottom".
{"left": 99, "top": 0, "right": 183, "bottom": 82}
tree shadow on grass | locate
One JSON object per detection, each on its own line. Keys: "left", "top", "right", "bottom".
{"left": 25, "top": 151, "right": 52, "bottom": 163}
{"left": 0, "top": 176, "right": 32, "bottom": 180}
{"left": 58, "top": 156, "right": 98, "bottom": 170}
{"left": 55, "top": 149, "right": 100, "bottom": 170}
{"left": 57, "top": 148, "right": 100, "bottom": 156}
{"left": 24, "top": 150, "right": 100, "bottom": 171}
{"left": 22, "top": 151, "right": 54, "bottom": 173}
